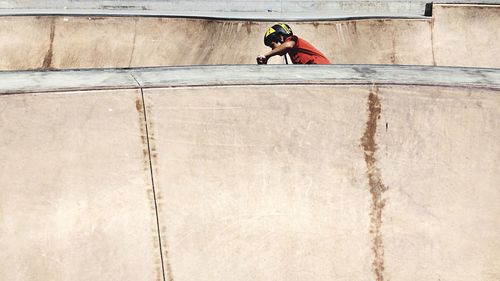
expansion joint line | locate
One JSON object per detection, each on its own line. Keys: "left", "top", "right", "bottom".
{"left": 140, "top": 87, "right": 167, "bottom": 281}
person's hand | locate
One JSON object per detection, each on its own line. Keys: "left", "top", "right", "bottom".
{"left": 256, "top": 55, "right": 268, "bottom": 65}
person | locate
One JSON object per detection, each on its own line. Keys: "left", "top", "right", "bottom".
{"left": 256, "top": 23, "right": 331, "bottom": 65}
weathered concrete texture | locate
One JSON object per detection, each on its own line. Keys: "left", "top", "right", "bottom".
{"left": 0, "top": 90, "right": 163, "bottom": 281}
{"left": 0, "top": 4, "right": 499, "bottom": 70}
{"left": 291, "top": 19, "right": 433, "bottom": 65}
{"left": 144, "top": 85, "right": 374, "bottom": 281}
{"left": 0, "top": 66, "right": 499, "bottom": 280}
{"left": 378, "top": 86, "right": 500, "bottom": 280}
{"left": 50, "top": 16, "right": 137, "bottom": 68}
{"left": 2, "top": 65, "right": 500, "bottom": 95}
{"left": 433, "top": 4, "right": 500, "bottom": 68}
{"left": 142, "top": 84, "right": 500, "bottom": 281}
{"left": 0, "top": 16, "right": 53, "bottom": 70}
{"left": 128, "top": 18, "right": 268, "bottom": 66}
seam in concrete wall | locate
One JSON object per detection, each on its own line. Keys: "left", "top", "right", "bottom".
{"left": 132, "top": 73, "right": 173, "bottom": 281}
{"left": 137, "top": 87, "right": 168, "bottom": 281}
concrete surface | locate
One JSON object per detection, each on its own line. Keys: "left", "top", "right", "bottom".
{"left": 0, "top": 89, "right": 163, "bottom": 281}
{"left": 1, "top": 65, "right": 499, "bottom": 280}
{"left": 433, "top": 4, "right": 500, "bottom": 68}
{"left": 2, "top": 65, "right": 500, "bottom": 94}
{"left": 2, "top": 0, "right": 500, "bottom": 16}
{"left": 0, "top": 4, "right": 499, "bottom": 70}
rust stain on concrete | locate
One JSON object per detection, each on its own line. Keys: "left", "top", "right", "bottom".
{"left": 164, "top": 251, "right": 174, "bottom": 281}
{"left": 360, "top": 86, "right": 388, "bottom": 281}
{"left": 136, "top": 96, "right": 174, "bottom": 281}
{"left": 144, "top": 109, "right": 174, "bottom": 281}
{"left": 136, "top": 99, "right": 149, "bottom": 169}
{"left": 135, "top": 96, "right": 169, "bottom": 281}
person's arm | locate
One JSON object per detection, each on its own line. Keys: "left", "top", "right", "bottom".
{"left": 256, "top": 40, "right": 296, "bottom": 64}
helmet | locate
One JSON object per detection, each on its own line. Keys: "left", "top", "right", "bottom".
{"left": 264, "top": 23, "right": 293, "bottom": 46}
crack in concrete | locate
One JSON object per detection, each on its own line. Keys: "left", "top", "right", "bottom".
{"left": 137, "top": 89, "right": 173, "bottom": 281}
{"left": 360, "top": 85, "right": 388, "bottom": 281}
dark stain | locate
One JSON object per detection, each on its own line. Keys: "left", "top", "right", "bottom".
{"left": 350, "top": 21, "right": 358, "bottom": 34}
{"left": 353, "top": 66, "right": 377, "bottom": 78}
{"left": 42, "top": 18, "right": 56, "bottom": 69}
{"left": 147, "top": 112, "right": 159, "bottom": 164}
{"left": 135, "top": 97, "right": 154, "bottom": 190}
{"left": 373, "top": 19, "right": 389, "bottom": 27}
{"left": 86, "top": 16, "right": 109, "bottom": 21}
{"left": 137, "top": 99, "right": 149, "bottom": 171}
{"left": 244, "top": 21, "right": 252, "bottom": 34}
{"left": 360, "top": 86, "right": 388, "bottom": 281}
{"left": 143, "top": 148, "right": 149, "bottom": 168}
{"left": 155, "top": 191, "right": 163, "bottom": 201}
{"left": 164, "top": 250, "right": 174, "bottom": 281}
{"left": 390, "top": 37, "right": 396, "bottom": 64}
{"left": 136, "top": 96, "right": 167, "bottom": 281}
{"left": 389, "top": 54, "right": 396, "bottom": 64}
{"left": 146, "top": 189, "right": 155, "bottom": 208}
{"left": 138, "top": 97, "right": 175, "bottom": 281}
{"left": 136, "top": 99, "right": 143, "bottom": 112}
{"left": 154, "top": 248, "right": 163, "bottom": 281}
{"left": 430, "top": 19, "right": 437, "bottom": 66}
{"left": 100, "top": 5, "right": 146, "bottom": 10}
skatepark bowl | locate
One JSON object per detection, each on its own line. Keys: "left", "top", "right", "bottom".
{"left": 1, "top": 3, "right": 500, "bottom": 281}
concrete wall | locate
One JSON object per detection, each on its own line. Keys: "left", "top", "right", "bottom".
{"left": 433, "top": 4, "right": 500, "bottom": 67}
{"left": 0, "top": 16, "right": 434, "bottom": 70}
{"left": 0, "top": 4, "right": 498, "bottom": 70}
{"left": 1, "top": 65, "right": 499, "bottom": 280}
{"left": 0, "top": 89, "right": 164, "bottom": 281}
{"left": 146, "top": 84, "right": 500, "bottom": 281}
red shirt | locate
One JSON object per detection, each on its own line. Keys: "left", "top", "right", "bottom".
{"left": 285, "top": 35, "right": 331, "bottom": 64}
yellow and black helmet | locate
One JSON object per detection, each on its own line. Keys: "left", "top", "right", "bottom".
{"left": 264, "top": 23, "right": 293, "bottom": 46}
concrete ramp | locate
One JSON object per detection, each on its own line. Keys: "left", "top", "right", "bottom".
{"left": 1, "top": 65, "right": 499, "bottom": 280}
{"left": 0, "top": 4, "right": 499, "bottom": 70}
{"left": 432, "top": 4, "right": 500, "bottom": 67}
{"left": 0, "top": 89, "right": 163, "bottom": 280}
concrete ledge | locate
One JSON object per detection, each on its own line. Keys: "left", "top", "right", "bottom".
{"left": 1, "top": 1, "right": 499, "bottom": 17}
{"left": 0, "top": 9, "right": 428, "bottom": 21}
{"left": 1, "top": 65, "right": 500, "bottom": 95}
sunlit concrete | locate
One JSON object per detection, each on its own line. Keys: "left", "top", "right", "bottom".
{"left": 0, "top": 4, "right": 499, "bottom": 70}
{"left": 0, "top": 89, "right": 163, "bottom": 281}
{"left": 1, "top": 65, "right": 499, "bottom": 280}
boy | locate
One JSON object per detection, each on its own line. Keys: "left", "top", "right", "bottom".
{"left": 256, "top": 23, "right": 331, "bottom": 65}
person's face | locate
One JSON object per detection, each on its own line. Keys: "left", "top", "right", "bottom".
{"left": 269, "top": 35, "right": 284, "bottom": 50}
